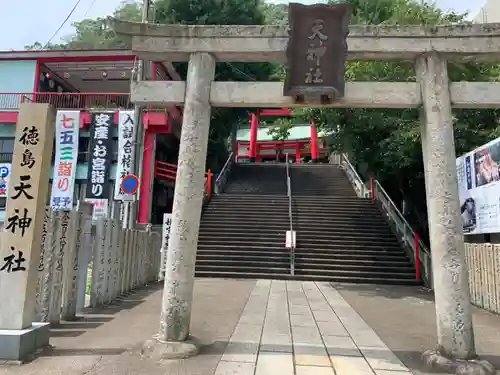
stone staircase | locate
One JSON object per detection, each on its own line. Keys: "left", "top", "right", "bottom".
{"left": 196, "top": 163, "right": 420, "bottom": 285}
{"left": 197, "top": 164, "right": 290, "bottom": 278}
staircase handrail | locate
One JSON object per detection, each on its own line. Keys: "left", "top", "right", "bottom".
{"left": 337, "top": 153, "right": 370, "bottom": 198}
{"left": 330, "top": 152, "right": 432, "bottom": 287}
{"left": 215, "top": 152, "right": 234, "bottom": 195}
{"left": 285, "top": 154, "right": 295, "bottom": 276}
{"left": 372, "top": 180, "right": 432, "bottom": 286}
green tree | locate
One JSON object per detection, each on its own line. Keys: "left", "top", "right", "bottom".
{"left": 153, "top": 0, "right": 277, "bottom": 171}
{"left": 267, "top": 118, "right": 293, "bottom": 141}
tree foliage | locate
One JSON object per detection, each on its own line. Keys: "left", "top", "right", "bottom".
{"left": 267, "top": 118, "right": 293, "bottom": 141}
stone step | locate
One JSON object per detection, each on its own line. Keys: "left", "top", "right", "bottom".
{"left": 199, "top": 221, "right": 391, "bottom": 231}
{"left": 194, "top": 271, "right": 422, "bottom": 286}
{"left": 195, "top": 265, "right": 416, "bottom": 280}
{"left": 196, "top": 253, "right": 411, "bottom": 265}
{"left": 196, "top": 250, "right": 408, "bottom": 261}
{"left": 196, "top": 258, "right": 413, "bottom": 272}
{"left": 205, "top": 204, "right": 380, "bottom": 212}
{"left": 198, "top": 233, "right": 399, "bottom": 244}
{"left": 203, "top": 209, "right": 386, "bottom": 219}
{"left": 198, "top": 227, "right": 394, "bottom": 237}
{"left": 198, "top": 243, "right": 404, "bottom": 252}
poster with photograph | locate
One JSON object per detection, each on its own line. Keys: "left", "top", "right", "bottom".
{"left": 457, "top": 136, "right": 500, "bottom": 235}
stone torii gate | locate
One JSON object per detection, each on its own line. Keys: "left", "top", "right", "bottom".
{"left": 111, "top": 18, "right": 500, "bottom": 374}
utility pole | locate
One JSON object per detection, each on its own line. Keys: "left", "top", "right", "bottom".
{"left": 127, "top": 0, "right": 151, "bottom": 229}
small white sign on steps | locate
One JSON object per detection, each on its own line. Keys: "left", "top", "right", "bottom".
{"left": 285, "top": 230, "right": 296, "bottom": 248}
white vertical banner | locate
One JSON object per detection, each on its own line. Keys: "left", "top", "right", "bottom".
{"left": 114, "top": 110, "right": 136, "bottom": 201}
{"left": 50, "top": 110, "right": 80, "bottom": 210}
{"left": 160, "top": 213, "right": 172, "bottom": 276}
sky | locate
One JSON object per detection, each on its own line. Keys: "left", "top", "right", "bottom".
{"left": 0, "top": 0, "right": 483, "bottom": 51}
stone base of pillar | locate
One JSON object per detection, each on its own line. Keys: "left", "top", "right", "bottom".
{"left": 141, "top": 335, "right": 199, "bottom": 360}
{"left": 0, "top": 322, "right": 50, "bottom": 363}
{"left": 311, "top": 158, "right": 318, "bottom": 163}
{"left": 249, "top": 157, "right": 256, "bottom": 163}
{"left": 423, "top": 349, "right": 496, "bottom": 375}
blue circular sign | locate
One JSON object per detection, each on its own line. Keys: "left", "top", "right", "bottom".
{"left": 0, "top": 166, "right": 9, "bottom": 178}
{"left": 121, "top": 174, "right": 139, "bottom": 195}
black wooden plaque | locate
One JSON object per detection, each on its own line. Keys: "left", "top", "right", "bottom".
{"left": 283, "top": 3, "right": 352, "bottom": 102}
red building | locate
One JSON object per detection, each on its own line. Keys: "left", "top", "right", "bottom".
{"left": 0, "top": 49, "right": 181, "bottom": 225}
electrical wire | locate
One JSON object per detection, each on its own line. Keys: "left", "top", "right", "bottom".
{"left": 43, "top": 0, "right": 84, "bottom": 48}
{"left": 83, "top": 0, "right": 98, "bottom": 17}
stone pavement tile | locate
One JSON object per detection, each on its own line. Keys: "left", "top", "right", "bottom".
{"left": 351, "top": 331, "right": 387, "bottom": 349}
{"left": 286, "top": 280, "right": 304, "bottom": 290}
{"left": 294, "top": 343, "right": 331, "bottom": 367}
{"left": 291, "top": 326, "right": 323, "bottom": 345}
{"left": 322, "top": 335, "right": 362, "bottom": 357}
{"left": 290, "top": 313, "right": 316, "bottom": 327}
{"left": 255, "top": 352, "right": 294, "bottom": 375}
{"left": 316, "top": 282, "right": 413, "bottom": 374}
{"left": 260, "top": 333, "right": 292, "bottom": 353}
{"left": 289, "top": 299, "right": 310, "bottom": 307}
{"left": 330, "top": 355, "right": 376, "bottom": 375}
{"left": 221, "top": 321, "right": 263, "bottom": 363}
{"left": 238, "top": 313, "right": 266, "bottom": 326}
{"left": 309, "top": 303, "right": 332, "bottom": 311}
{"left": 360, "top": 346, "right": 412, "bottom": 372}
{"left": 289, "top": 305, "right": 312, "bottom": 315}
{"left": 312, "top": 310, "right": 339, "bottom": 322}
{"left": 296, "top": 365, "right": 336, "bottom": 375}
{"left": 222, "top": 341, "right": 260, "bottom": 363}
{"left": 316, "top": 320, "right": 348, "bottom": 337}
{"left": 214, "top": 361, "right": 256, "bottom": 375}
{"left": 373, "top": 370, "right": 411, "bottom": 375}
{"left": 317, "top": 323, "right": 349, "bottom": 337}
{"left": 219, "top": 279, "right": 270, "bottom": 364}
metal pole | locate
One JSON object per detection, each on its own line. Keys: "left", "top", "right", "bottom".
{"left": 128, "top": 0, "right": 150, "bottom": 229}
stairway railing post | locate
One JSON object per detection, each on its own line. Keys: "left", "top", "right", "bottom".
{"left": 285, "top": 154, "right": 295, "bottom": 276}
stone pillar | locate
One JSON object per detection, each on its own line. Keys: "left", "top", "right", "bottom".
{"left": 61, "top": 210, "right": 82, "bottom": 321}
{"left": 418, "top": 53, "right": 495, "bottom": 375}
{"left": 153, "top": 52, "right": 214, "bottom": 354}
{"left": 0, "top": 103, "right": 55, "bottom": 361}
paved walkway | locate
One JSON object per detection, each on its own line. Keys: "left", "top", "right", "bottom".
{"left": 0, "top": 279, "right": 499, "bottom": 375}
{"left": 215, "top": 280, "right": 411, "bottom": 375}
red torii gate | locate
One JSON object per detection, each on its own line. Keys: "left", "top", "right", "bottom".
{"left": 248, "top": 107, "right": 320, "bottom": 162}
